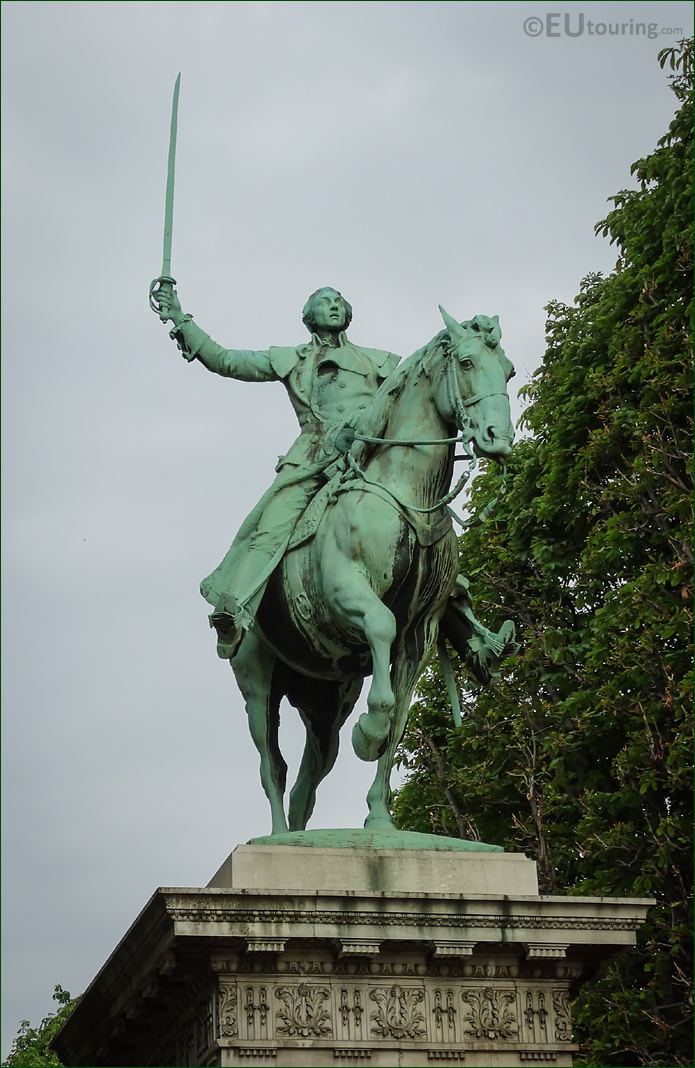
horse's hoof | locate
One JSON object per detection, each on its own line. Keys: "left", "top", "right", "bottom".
{"left": 352, "top": 714, "right": 388, "bottom": 762}
{"left": 364, "top": 815, "right": 396, "bottom": 830}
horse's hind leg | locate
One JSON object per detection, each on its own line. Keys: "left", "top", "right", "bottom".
{"left": 231, "top": 630, "right": 288, "bottom": 834}
{"left": 287, "top": 676, "right": 363, "bottom": 831}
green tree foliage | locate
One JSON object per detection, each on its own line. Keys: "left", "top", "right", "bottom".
{"left": 394, "top": 40, "right": 693, "bottom": 1068}
{"left": 3, "top": 987, "right": 76, "bottom": 1067}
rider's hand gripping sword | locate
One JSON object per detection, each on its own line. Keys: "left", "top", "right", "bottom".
{"left": 149, "top": 73, "right": 181, "bottom": 320}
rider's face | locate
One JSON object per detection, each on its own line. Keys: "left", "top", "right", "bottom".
{"left": 311, "top": 290, "right": 347, "bottom": 331}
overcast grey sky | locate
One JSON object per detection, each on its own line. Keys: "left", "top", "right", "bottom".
{"left": 2, "top": 0, "right": 692, "bottom": 1055}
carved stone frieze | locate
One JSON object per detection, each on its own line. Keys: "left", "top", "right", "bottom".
{"left": 369, "top": 984, "right": 426, "bottom": 1039}
{"left": 275, "top": 983, "right": 333, "bottom": 1037}
{"left": 218, "top": 981, "right": 238, "bottom": 1038}
{"left": 523, "top": 990, "right": 548, "bottom": 1042}
{"left": 244, "top": 984, "right": 270, "bottom": 1033}
{"left": 134, "top": 962, "right": 585, "bottom": 1066}
{"left": 432, "top": 987, "right": 457, "bottom": 1039}
{"left": 552, "top": 989, "right": 573, "bottom": 1042}
{"left": 461, "top": 987, "right": 519, "bottom": 1040}
{"left": 338, "top": 986, "right": 365, "bottom": 1039}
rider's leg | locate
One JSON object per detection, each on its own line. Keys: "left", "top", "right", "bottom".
{"left": 204, "top": 473, "right": 323, "bottom": 657}
{"left": 443, "top": 574, "right": 518, "bottom": 685}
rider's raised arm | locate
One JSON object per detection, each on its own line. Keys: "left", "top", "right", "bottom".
{"left": 170, "top": 318, "right": 276, "bottom": 383}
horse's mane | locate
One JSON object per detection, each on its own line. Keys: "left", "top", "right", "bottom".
{"left": 355, "top": 330, "right": 449, "bottom": 446}
{"left": 355, "top": 317, "right": 512, "bottom": 453}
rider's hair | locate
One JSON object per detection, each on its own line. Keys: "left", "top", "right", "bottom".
{"left": 302, "top": 288, "right": 353, "bottom": 333}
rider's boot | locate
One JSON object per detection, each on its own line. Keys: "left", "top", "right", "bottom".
{"left": 441, "top": 576, "right": 519, "bottom": 685}
{"left": 209, "top": 597, "right": 254, "bottom": 660}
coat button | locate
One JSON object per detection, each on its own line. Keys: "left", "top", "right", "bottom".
{"left": 338, "top": 381, "right": 346, "bottom": 389}
{"left": 359, "top": 403, "right": 367, "bottom": 409}
{"left": 337, "top": 404, "right": 345, "bottom": 413}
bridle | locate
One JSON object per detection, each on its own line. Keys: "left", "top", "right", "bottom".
{"left": 348, "top": 340, "right": 509, "bottom": 526}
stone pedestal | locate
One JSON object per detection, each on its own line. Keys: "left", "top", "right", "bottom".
{"left": 53, "top": 838, "right": 652, "bottom": 1067}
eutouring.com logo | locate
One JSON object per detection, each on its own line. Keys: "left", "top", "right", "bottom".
{"left": 523, "top": 13, "right": 683, "bottom": 39}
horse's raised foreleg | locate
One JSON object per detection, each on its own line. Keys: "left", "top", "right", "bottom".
{"left": 287, "top": 675, "right": 363, "bottom": 831}
{"left": 365, "top": 651, "right": 430, "bottom": 829}
{"left": 327, "top": 567, "right": 397, "bottom": 762}
{"left": 231, "top": 630, "right": 288, "bottom": 834}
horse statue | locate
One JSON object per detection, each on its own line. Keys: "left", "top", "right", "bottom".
{"left": 230, "top": 307, "right": 515, "bottom": 833}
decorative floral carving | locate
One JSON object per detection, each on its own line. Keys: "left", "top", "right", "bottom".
{"left": 218, "top": 982, "right": 238, "bottom": 1038}
{"left": 275, "top": 983, "right": 332, "bottom": 1037}
{"left": 524, "top": 990, "right": 548, "bottom": 1035}
{"left": 245, "top": 986, "right": 269, "bottom": 1028}
{"left": 552, "top": 990, "right": 572, "bottom": 1041}
{"left": 339, "top": 988, "right": 364, "bottom": 1030}
{"left": 370, "top": 985, "right": 426, "bottom": 1039}
{"left": 461, "top": 987, "right": 518, "bottom": 1040}
{"left": 433, "top": 988, "right": 457, "bottom": 1034}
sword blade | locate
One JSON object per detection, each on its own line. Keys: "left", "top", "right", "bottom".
{"left": 161, "top": 73, "right": 181, "bottom": 278}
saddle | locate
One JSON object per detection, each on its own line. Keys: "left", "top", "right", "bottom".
{"left": 287, "top": 472, "right": 453, "bottom": 552}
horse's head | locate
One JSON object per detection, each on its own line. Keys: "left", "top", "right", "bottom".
{"left": 437, "top": 306, "right": 515, "bottom": 459}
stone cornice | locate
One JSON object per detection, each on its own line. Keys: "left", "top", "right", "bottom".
{"left": 161, "top": 887, "right": 652, "bottom": 937}
{"left": 53, "top": 884, "right": 653, "bottom": 1066}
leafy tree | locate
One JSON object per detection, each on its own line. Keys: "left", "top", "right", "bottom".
{"left": 394, "top": 39, "right": 693, "bottom": 1068}
{"left": 3, "top": 987, "right": 76, "bottom": 1067}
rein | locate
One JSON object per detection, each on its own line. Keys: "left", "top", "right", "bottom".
{"left": 349, "top": 343, "right": 508, "bottom": 525}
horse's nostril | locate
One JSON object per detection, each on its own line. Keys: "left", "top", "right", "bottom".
{"left": 486, "top": 426, "right": 495, "bottom": 440}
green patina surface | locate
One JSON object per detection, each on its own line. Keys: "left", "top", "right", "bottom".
{"left": 150, "top": 77, "right": 519, "bottom": 837}
{"left": 248, "top": 828, "right": 503, "bottom": 852}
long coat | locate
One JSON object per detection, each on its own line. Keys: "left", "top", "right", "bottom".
{"left": 171, "top": 319, "right": 399, "bottom": 623}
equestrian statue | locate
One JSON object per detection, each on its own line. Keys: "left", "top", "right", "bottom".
{"left": 152, "top": 285, "right": 517, "bottom": 831}
{"left": 149, "top": 77, "right": 517, "bottom": 832}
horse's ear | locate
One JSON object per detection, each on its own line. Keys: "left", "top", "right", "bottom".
{"left": 438, "top": 305, "right": 465, "bottom": 342}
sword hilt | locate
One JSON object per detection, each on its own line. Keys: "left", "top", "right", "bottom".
{"left": 149, "top": 275, "right": 177, "bottom": 320}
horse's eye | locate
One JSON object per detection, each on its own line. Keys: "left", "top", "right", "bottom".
{"left": 459, "top": 357, "right": 474, "bottom": 370}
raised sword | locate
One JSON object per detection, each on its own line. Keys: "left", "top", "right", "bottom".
{"left": 149, "top": 73, "right": 181, "bottom": 319}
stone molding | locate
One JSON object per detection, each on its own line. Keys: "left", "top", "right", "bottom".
{"left": 52, "top": 867, "right": 651, "bottom": 1066}
{"left": 166, "top": 899, "right": 648, "bottom": 934}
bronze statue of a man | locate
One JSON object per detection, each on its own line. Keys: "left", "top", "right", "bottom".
{"left": 154, "top": 285, "right": 515, "bottom": 681}
{"left": 155, "top": 286, "right": 397, "bottom": 656}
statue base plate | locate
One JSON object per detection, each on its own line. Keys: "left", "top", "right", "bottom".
{"left": 247, "top": 828, "right": 503, "bottom": 851}
{"left": 53, "top": 837, "right": 652, "bottom": 1067}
